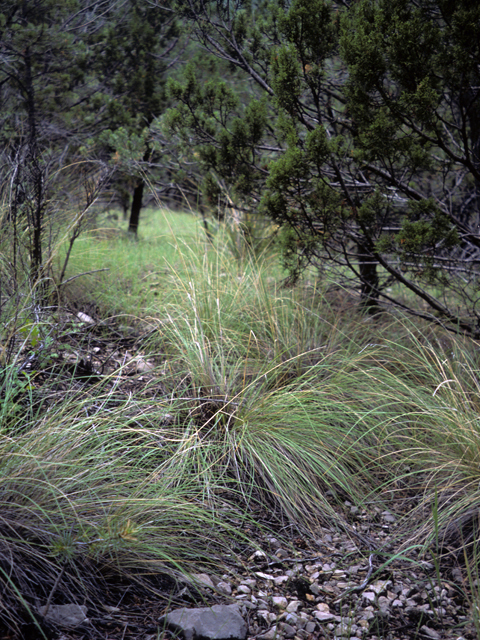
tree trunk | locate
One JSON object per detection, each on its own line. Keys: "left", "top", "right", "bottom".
{"left": 357, "top": 240, "right": 380, "bottom": 312}
{"left": 24, "top": 44, "right": 47, "bottom": 287}
{"left": 128, "top": 144, "right": 151, "bottom": 235}
{"left": 128, "top": 179, "right": 144, "bottom": 236}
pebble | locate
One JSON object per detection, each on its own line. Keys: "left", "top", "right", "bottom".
{"left": 237, "top": 584, "right": 251, "bottom": 594}
{"left": 420, "top": 626, "right": 441, "bottom": 639}
{"left": 272, "top": 596, "right": 288, "bottom": 609}
{"left": 179, "top": 521, "right": 475, "bottom": 640}
{"left": 279, "top": 622, "right": 296, "bottom": 637}
{"left": 216, "top": 581, "right": 232, "bottom": 596}
{"left": 257, "top": 626, "right": 278, "bottom": 640}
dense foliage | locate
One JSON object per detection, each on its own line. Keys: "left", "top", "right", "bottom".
{"left": 1, "top": 0, "right": 479, "bottom": 328}
{"left": 167, "top": 0, "right": 480, "bottom": 337}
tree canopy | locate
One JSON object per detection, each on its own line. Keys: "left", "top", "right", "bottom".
{"left": 1, "top": 0, "right": 480, "bottom": 336}
{"left": 166, "top": 0, "right": 480, "bottom": 337}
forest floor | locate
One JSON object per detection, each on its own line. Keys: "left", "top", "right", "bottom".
{"left": 7, "top": 316, "right": 476, "bottom": 640}
{"left": 3, "top": 210, "right": 480, "bottom": 640}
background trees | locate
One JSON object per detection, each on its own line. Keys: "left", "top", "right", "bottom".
{"left": 1, "top": 0, "right": 479, "bottom": 336}
{"left": 0, "top": 0, "right": 113, "bottom": 289}
{"left": 92, "top": 0, "right": 180, "bottom": 235}
{"left": 167, "top": 0, "right": 480, "bottom": 337}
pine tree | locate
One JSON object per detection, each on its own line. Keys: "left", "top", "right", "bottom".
{"left": 0, "top": 0, "right": 113, "bottom": 284}
{"left": 92, "top": 0, "right": 179, "bottom": 235}
{"left": 167, "top": 0, "right": 480, "bottom": 337}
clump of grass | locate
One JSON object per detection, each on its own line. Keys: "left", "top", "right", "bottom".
{"left": 0, "top": 374, "right": 253, "bottom": 636}
{"left": 143, "top": 242, "right": 408, "bottom": 530}
{"left": 345, "top": 324, "right": 480, "bottom": 559}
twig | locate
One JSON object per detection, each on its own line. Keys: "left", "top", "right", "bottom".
{"left": 60, "top": 268, "right": 109, "bottom": 287}
{"left": 41, "top": 563, "right": 66, "bottom": 619}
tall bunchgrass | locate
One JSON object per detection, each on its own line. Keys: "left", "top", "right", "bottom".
{"left": 0, "top": 372, "right": 253, "bottom": 635}
{"left": 5, "top": 203, "right": 480, "bottom": 634}
{"left": 367, "top": 327, "right": 480, "bottom": 554}
{"left": 144, "top": 239, "right": 401, "bottom": 528}
{"left": 42, "top": 208, "right": 480, "bottom": 549}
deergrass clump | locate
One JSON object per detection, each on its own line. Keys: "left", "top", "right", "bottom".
{"left": 146, "top": 245, "right": 413, "bottom": 527}
{"left": 7, "top": 204, "right": 480, "bottom": 633}
{"left": 343, "top": 325, "right": 480, "bottom": 557}
{"left": 0, "top": 378, "right": 251, "bottom": 635}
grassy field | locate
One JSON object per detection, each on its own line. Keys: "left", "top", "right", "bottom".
{"left": 2, "top": 206, "right": 480, "bottom": 637}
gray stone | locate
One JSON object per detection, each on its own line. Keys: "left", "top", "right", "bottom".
{"left": 216, "top": 581, "right": 232, "bottom": 596}
{"left": 369, "top": 580, "right": 392, "bottom": 596}
{"left": 271, "top": 596, "right": 288, "bottom": 609}
{"left": 286, "top": 600, "right": 300, "bottom": 613}
{"left": 362, "top": 591, "right": 376, "bottom": 604}
{"left": 237, "top": 584, "right": 251, "bottom": 594}
{"left": 193, "top": 573, "right": 216, "bottom": 590}
{"left": 420, "top": 626, "right": 441, "bottom": 639}
{"left": 256, "top": 627, "right": 278, "bottom": 640}
{"left": 160, "top": 603, "right": 247, "bottom": 640}
{"left": 38, "top": 603, "right": 88, "bottom": 628}
{"left": 284, "top": 613, "right": 299, "bottom": 625}
{"left": 314, "top": 610, "right": 335, "bottom": 621}
{"left": 279, "top": 622, "right": 296, "bottom": 637}
{"left": 305, "top": 621, "right": 317, "bottom": 633}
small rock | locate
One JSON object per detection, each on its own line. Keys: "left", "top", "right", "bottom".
{"left": 255, "top": 572, "right": 275, "bottom": 581}
{"left": 193, "top": 573, "right": 216, "bottom": 590}
{"left": 420, "top": 626, "right": 441, "bottom": 639}
{"left": 274, "top": 575, "right": 289, "bottom": 586}
{"left": 279, "top": 622, "right": 296, "bottom": 637}
{"left": 240, "top": 578, "right": 256, "bottom": 587}
{"left": 314, "top": 611, "right": 335, "bottom": 621}
{"left": 362, "top": 591, "right": 376, "bottom": 604}
{"left": 38, "top": 604, "right": 88, "bottom": 628}
{"left": 217, "top": 581, "right": 232, "bottom": 596}
{"left": 237, "top": 585, "right": 251, "bottom": 594}
{"left": 286, "top": 600, "right": 301, "bottom": 613}
{"left": 335, "top": 619, "right": 354, "bottom": 637}
{"left": 257, "top": 626, "right": 278, "bottom": 640}
{"left": 267, "top": 537, "right": 281, "bottom": 549}
{"left": 272, "top": 596, "right": 288, "bottom": 609}
{"left": 160, "top": 603, "right": 247, "bottom": 640}
{"left": 284, "top": 613, "right": 299, "bottom": 625}
{"left": 257, "top": 611, "right": 277, "bottom": 625}
{"left": 381, "top": 511, "right": 396, "bottom": 523}
{"left": 133, "top": 355, "right": 155, "bottom": 373}
{"left": 369, "top": 580, "right": 392, "bottom": 596}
